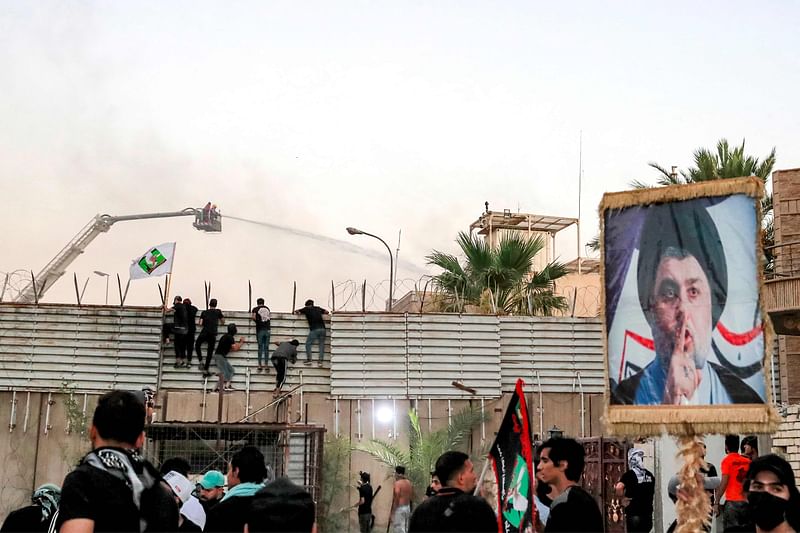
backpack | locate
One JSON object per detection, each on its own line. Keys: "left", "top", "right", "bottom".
{"left": 255, "top": 306, "right": 271, "bottom": 325}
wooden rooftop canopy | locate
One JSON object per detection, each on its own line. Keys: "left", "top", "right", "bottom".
{"left": 469, "top": 210, "right": 578, "bottom": 235}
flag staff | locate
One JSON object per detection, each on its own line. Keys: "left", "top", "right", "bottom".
{"left": 473, "top": 458, "right": 492, "bottom": 496}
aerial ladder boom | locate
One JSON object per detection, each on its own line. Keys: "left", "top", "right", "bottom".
{"left": 16, "top": 207, "right": 221, "bottom": 303}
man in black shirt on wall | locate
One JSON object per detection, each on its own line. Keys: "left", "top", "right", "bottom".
{"left": 184, "top": 298, "right": 199, "bottom": 366}
{"left": 357, "top": 471, "right": 374, "bottom": 533}
{"left": 56, "top": 390, "right": 178, "bottom": 533}
{"left": 294, "top": 299, "right": 329, "bottom": 366}
{"left": 251, "top": 297, "right": 272, "bottom": 373}
{"left": 196, "top": 299, "right": 224, "bottom": 376}
{"left": 171, "top": 296, "right": 189, "bottom": 368}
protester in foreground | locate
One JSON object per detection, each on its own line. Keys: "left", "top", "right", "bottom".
{"left": 294, "top": 299, "right": 329, "bottom": 366}
{"left": 163, "top": 471, "right": 203, "bottom": 532}
{"left": 245, "top": 477, "right": 316, "bottom": 533}
{"left": 213, "top": 323, "right": 245, "bottom": 391}
{"left": 356, "top": 471, "right": 374, "bottom": 533}
{"left": 251, "top": 297, "right": 272, "bottom": 372}
{"left": 205, "top": 446, "right": 268, "bottom": 532}
{"left": 196, "top": 470, "right": 226, "bottom": 513}
{"left": 390, "top": 466, "right": 413, "bottom": 533}
{"left": 409, "top": 451, "right": 496, "bottom": 533}
{"left": 271, "top": 339, "right": 299, "bottom": 392}
{"left": 1, "top": 483, "right": 61, "bottom": 532}
{"left": 537, "top": 437, "right": 603, "bottom": 532}
{"left": 744, "top": 454, "right": 800, "bottom": 533}
{"left": 57, "top": 390, "right": 178, "bottom": 532}
{"left": 614, "top": 448, "right": 655, "bottom": 532}
{"left": 717, "top": 434, "right": 752, "bottom": 532}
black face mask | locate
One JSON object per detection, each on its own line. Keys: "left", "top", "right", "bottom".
{"left": 747, "top": 491, "right": 788, "bottom": 531}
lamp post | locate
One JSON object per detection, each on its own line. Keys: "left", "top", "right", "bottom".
{"left": 93, "top": 270, "right": 109, "bottom": 305}
{"left": 346, "top": 227, "right": 394, "bottom": 311}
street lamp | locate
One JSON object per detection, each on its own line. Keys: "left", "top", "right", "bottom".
{"left": 93, "top": 270, "right": 109, "bottom": 305}
{"left": 346, "top": 227, "right": 394, "bottom": 311}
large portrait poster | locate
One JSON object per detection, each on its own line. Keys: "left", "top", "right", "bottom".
{"left": 602, "top": 178, "right": 778, "bottom": 435}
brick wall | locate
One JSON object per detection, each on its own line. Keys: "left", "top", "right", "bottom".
{"left": 772, "top": 404, "right": 800, "bottom": 472}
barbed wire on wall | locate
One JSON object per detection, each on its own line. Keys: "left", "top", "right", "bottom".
{"left": 555, "top": 285, "right": 601, "bottom": 318}
{"left": 327, "top": 276, "right": 434, "bottom": 312}
{"left": 1, "top": 268, "right": 600, "bottom": 318}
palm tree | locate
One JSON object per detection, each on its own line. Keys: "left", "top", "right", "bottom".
{"left": 640, "top": 139, "right": 776, "bottom": 271}
{"left": 357, "top": 407, "right": 488, "bottom": 502}
{"left": 427, "top": 231, "right": 568, "bottom": 315}
{"left": 587, "top": 139, "right": 777, "bottom": 259}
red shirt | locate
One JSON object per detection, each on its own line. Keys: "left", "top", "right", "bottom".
{"left": 721, "top": 453, "right": 751, "bottom": 502}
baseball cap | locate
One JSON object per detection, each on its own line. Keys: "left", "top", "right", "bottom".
{"left": 198, "top": 470, "right": 226, "bottom": 489}
{"left": 164, "top": 471, "right": 194, "bottom": 504}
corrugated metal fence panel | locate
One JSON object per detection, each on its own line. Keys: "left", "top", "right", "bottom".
{"left": 330, "top": 314, "right": 409, "bottom": 397}
{"left": 0, "top": 304, "right": 162, "bottom": 392}
{"left": 330, "top": 313, "right": 501, "bottom": 398}
{"left": 407, "top": 314, "right": 500, "bottom": 397}
{"left": 159, "top": 312, "right": 331, "bottom": 394}
{"left": 500, "top": 317, "right": 605, "bottom": 393}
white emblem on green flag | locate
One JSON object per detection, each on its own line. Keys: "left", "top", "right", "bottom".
{"left": 129, "top": 242, "right": 176, "bottom": 280}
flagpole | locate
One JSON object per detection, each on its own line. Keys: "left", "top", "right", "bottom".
{"left": 473, "top": 456, "right": 492, "bottom": 496}
{"left": 164, "top": 242, "right": 176, "bottom": 305}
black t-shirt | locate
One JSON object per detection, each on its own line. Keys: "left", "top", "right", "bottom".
{"left": 173, "top": 303, "right": 188, "bottom": 330}
{"left": 545, "top": 485, "right": 604, "bottom": 532}
{"left": 186, "top": 305, "right": 198, "bottom": 333}
{"left": 1, "top": 505, "right": 49, "bottom": 532}
{"left": 205, "top": 495, "right": 254, "bottom": 533}
{"left": 252, "top": 305, "right": 271, "bottom": 330}
{"left": 215, "top": 334, "right": 235, "bottom": 356}
{"left": 408, "top": 487, "right": 497, "bottom": 532}
{"left": 200, "top": 308, "right": 224, "bottom": 334}
{"left": 57, "top": 459, "right": 178, "bottom": 532}
{"left": 620, "top": 469, "right": 655, "bottom": 518}
{"left": 299, "top": 306, "right": 327, "bottom": 330}
{"left": 358, "top": 483, "right": 374, "bottom": 515}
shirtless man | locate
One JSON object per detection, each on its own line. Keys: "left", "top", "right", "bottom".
{"left": 390, "top": 466, "right": 413, "bottom": 533}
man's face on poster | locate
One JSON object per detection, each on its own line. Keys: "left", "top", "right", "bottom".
{"left": 650, "top": 253, "right": 713, "bottom": 368}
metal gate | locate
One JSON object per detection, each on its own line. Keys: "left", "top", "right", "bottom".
{"left": 144, "top": 422, "right": 324, "bottom": 504}
{"left": 580, "top": 437, "right": 630, "bottom": 533}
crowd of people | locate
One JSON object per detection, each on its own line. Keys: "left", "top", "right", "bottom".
{"left": 372, "top": 435, "right": 799, "bottom": 533}
{"left": 4, "top": 389, "right": 798, "bottom": 533}
{"left": 1, "top": 390, "right": 318, "bottom": 533}
{"left": 162, "top": 296, "right": 330, "bottom": 393}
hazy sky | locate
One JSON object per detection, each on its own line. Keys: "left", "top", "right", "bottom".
{"left": 2, "top": 1, "right": 798, "bottom": 311}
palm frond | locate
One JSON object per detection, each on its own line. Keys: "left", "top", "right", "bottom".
{"left": 586, "top": 234, "right": 600, "bottom": 252}
{"left": 445, "top": 407, "right": 489, "bottom": 451}
{"left": 628, "top": 179, "right": 654, "bottom": 189}
{"left": 357, "top": 439, "right": 410, "bottom": 469}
